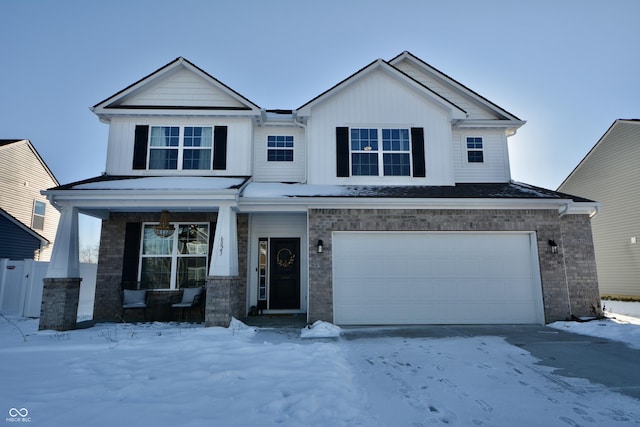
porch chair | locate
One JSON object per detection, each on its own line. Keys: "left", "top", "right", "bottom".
{"left": 120, "top": 281, "right": 154, "bottom": 321}
{"left": 172, "top": 281, "right": 205, "bottom": 322}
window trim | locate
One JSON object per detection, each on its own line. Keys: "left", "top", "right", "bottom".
{"left": 266, "top": 135, "right": 294, "bottom": 162}
{"left": 32, "top": 200, "right": 46, "bottom": 230}
{"left": 147, "top": 126, "right": 214, "bottom": 170}
{"left": 465, "top": 136, "right": 484, "bottom": 164}
{"left": 139, "top": 222, "right": 210, "bottom": 290}
{"left": 349, "top": 127, "right": 412, "bottom": 177}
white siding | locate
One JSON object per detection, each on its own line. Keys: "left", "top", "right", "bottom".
{"left": 253, "top": 126, "right": 305, "bottom": 183}
{"left": 119, "top": 68, "right": 246, "bottom": 108}
{"left": 393, "top": 60, "right": 501, "bottom": 120}
{"left": 452, "top": 129, "right": 511, "bottom": 182}
{"left": 0, "top": 141, "right": 59, "bottom": 260}
{"left": 105, "top": 117, "right": 253, "bottom": 176}
{"left": 559, "top": 121, "right": 640, "bottom": 297}
{"left": 305, "top": 69, "right": 455, "bottom": 186}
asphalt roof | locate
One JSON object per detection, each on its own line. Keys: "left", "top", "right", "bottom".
{"left": 295, "top": 182, "right": 594, "bottom": 202}
{"left": 48, "top": 175, "right": 593, "bottom": 203}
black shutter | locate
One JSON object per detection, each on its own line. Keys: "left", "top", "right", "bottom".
{"left": 411, "top": 127, "right": 426, "bottom": 178}
{"left": 213, "top": 126, "right": 228, "bottom": 170}
{"left": 121, "top": 222, "right": 142, "bottom": 284}
{"left": 132, "top": 125, "right": 149, "bottom": 170}
{"left": 336, "top": 127, "right": 350, "bottom": 177}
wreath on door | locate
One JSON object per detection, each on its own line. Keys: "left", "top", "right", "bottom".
{"left": 276, "top": 248, "right": 296, "bottom": 268}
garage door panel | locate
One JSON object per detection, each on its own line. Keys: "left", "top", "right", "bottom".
{"left": 333, "top": 232, "right": 543, "bottom": 325}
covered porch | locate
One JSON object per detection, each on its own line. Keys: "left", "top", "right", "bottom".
{"left": 39, "top": 176, "right": 250, "bottom": 330}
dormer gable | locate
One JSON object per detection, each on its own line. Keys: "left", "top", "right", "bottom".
{"left": 389, "top": 51, "right": 525, "bottom": 133}
{"left": 297, "top": 58, "right": 467, "bottom": 122}
{"left": 92, "top": 57, "right": 261, "bottom": 122}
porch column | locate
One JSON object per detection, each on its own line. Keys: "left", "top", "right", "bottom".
{"left": 39, "top": 204, "right": 81, "bottom": 330}
{"left": 209, "top": 205, "right": 238, "bottom": 276}
{"left": 207, "top": 205, "right": 240, "bottom": 327}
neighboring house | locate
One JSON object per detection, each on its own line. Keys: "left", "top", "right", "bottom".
{"left": 558, "top": 119, "right": 640, "bottom": 299}
{"left": 41, "top": 52, "right": 601, "bottom": 331}
{"left": 0, "top": 139, "right": 59, "bottom": 260}
{"left": 0, "top": 207, "right": 48, "bottom": 259}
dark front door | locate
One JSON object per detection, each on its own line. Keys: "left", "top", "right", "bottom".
{"left": 269, "top": 238, "right": 300, "bottom": 309}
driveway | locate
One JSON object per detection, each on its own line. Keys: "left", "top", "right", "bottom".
{"left": 341, "top": 324, "right": 640, "bottom": 400}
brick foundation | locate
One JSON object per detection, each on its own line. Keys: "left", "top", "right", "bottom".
{"left": 39, "top": 277, "right": 82, "bottom": 331}
{"left": 205, "top": 276, "right": 246, "bottom": 327}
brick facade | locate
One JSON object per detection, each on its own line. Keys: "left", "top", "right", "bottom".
{"left": 39, "top": 277, "right": 82, "bottom": 330}
{"left": 308, "top": 208, "right": 600, "bottom": 324}
{"left": 90, "top": 208, "right": 597, "bottom": 326}
{"left": 560, "top": 214, "right": 602, "bottom": 317}
{"left": 93, "top": 212, "right": 248, "bottom": 323}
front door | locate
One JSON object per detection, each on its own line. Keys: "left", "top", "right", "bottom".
{"left": 269, "top": 238, "right": 300, "bottom": 309}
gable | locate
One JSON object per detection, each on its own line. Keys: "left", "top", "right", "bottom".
{"left": 390, "top": 52, "right": 523, "bottom": 125}
{"left": 298, "top": 59, "right": 466, "bottom": 121}
{"left": 312, "top": 66, "right": 459, "bottom": 121}
{"left": 393, "top": 60, "right": 499, "bottom": 120}
{"left": 113, "top": 67, "right": 248, "bottom": 109}
{"left": 559, "top": 119, "right": 640, "bottom": 192}
{"left": 92, "top": 57, "right": 260, "bottom": 120}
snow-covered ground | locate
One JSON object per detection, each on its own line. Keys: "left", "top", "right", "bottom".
{"left": 1, "top": 304, "right": 639, "bottom": 426}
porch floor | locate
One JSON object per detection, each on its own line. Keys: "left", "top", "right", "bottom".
{"left": 241, "top": 313, "right": 308, "bottom": 329}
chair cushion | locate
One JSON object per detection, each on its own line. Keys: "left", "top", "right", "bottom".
{"left": 123, "top": 289, "right": 146, "bottom": 305}
{"left": 180, "top": 287, "right": 202, "bottom": 304}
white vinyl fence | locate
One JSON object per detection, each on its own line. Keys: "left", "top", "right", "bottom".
{"left": 0, "top": 259, "right": 97, "bottom": 318}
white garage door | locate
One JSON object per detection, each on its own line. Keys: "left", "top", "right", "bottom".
{"left": 333, "top": 232, "right": 544, "bottom": 325}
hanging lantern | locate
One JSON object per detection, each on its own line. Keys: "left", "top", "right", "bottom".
{"left": 153, "top": 210, "right": 175, "bottom": 238}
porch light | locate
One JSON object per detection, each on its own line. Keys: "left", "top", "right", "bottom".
{"left": 317, "top": 240, "right": 324, "bottom": 253}
{"left": 548, "top": 239, "right": 558, "bottom": 254}
{"left": 153, "top": 210, "right": 175, "bottom": 238}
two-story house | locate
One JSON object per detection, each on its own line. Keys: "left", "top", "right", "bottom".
{"left": 0, "top": 139, "right": 59, "bottom": 260}
{"left": 40, "top": 52, "right": 601, "bottom": 331}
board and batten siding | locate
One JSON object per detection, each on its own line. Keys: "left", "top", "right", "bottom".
{"left": 558, "top": 121, "right": 640, "bottom": 297}
{"left": 452, "top": 129, "right": 511, "bottom": 183}
{"left": 305, "top": 68, "right": 455, "bottom": 186}
{"left": 392, "top": 60, "right": 500, "bottom": 121}
{"left": 253, "top": 126, "right": 305, "bottom": 183}
{"left": 0, "top": 141, "right": 59, "bottom": 260}
{"left": 119, "top": 68, "right": 247, "bottom": 109}
{"left": 105, "top": 117, "right": 253, "bottom": 176}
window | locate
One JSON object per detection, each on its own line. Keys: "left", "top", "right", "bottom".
{"left": 139, "top": 223, "right": 209, "bottom": 289}
{"left": 466, "top": 137, "right": 484, "bottom": 163}
{"left": 32, "top": 201, "right": 46, "bottom": 230}
{"left": 149, "top": 126, "right": 213, "bottom": 170}
{"left": 267, "top": 135, "right": 294, "bottom": 161}
{"left": 351, "top": 128, "right": 410, "bottom": 176}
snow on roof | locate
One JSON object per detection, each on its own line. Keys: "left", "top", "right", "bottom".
{"left": 72, "top": 176, "right": 247, "bottom": 191}
{"left": 241, "top": 183, "right": 355, "bottom": 198}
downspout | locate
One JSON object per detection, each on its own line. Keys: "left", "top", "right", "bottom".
{"left": 559, "top": 225, "right": 573, "bottom": 319}
{"left": 293, "top": 113, "right": 308, "bottom": 183}
{"left": 557, "top": 201, "right": 572, "bottom": 318}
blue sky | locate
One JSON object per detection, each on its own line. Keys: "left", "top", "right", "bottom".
{"left": 2, "top": 0, "right": 638, "bottom": 248}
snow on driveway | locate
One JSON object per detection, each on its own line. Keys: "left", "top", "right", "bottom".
{"left": 0, "top": 315, "right": 639, "bottom": 426}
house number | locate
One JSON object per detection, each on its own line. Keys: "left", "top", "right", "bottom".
{"left": 219, "top": 236, "right": 224, "bottom": 255}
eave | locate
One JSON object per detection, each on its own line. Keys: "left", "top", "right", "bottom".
{"left": 238, "top": 196, "right": 595, "bottom": 216}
